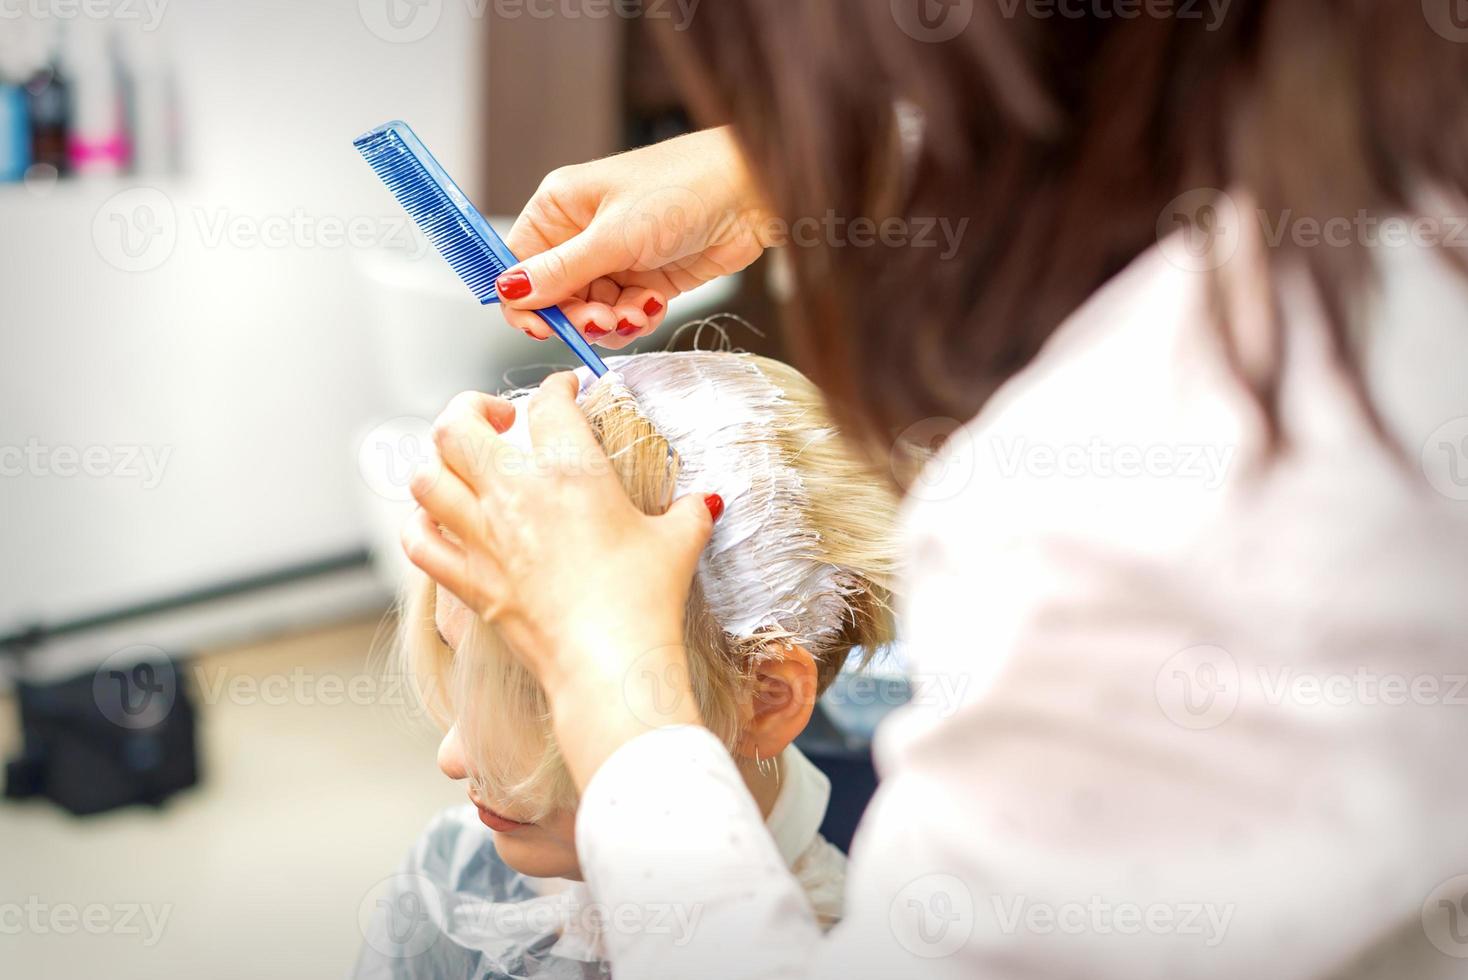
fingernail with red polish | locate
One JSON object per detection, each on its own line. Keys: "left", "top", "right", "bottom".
{"left": 585, "top": 322, "right": 611, "bottom": 339}
{"left": 704, "top": 493, "right": 725, "bottom": 522}
{"left": 643, "top": 297, "right": 663, "bottom": 317}
{"left": 616, "top": 318, "right": 640, "bottom": 338}
{"left": 497, "top": 270, "right": 532, "bottom": 300}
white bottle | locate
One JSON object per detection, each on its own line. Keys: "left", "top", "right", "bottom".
{"left": 64, "top": 21, "right": 130, "bottom": 178}
{"left": 118, "top": 28, "right": 180, "bottom": 177}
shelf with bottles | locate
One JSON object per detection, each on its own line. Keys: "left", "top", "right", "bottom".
{"left": 0, "top": 16, "right": 183, "bottom": 188}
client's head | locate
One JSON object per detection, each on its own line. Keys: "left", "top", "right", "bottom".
{"left": 400, "top": 351, "right": 900, "bottom": 879}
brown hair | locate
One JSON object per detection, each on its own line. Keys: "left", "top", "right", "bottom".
{"left": 662, "top": 2, "right": 1468, "bottom": 452}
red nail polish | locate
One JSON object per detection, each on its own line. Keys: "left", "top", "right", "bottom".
{"left": 497, "top": 270, "right": 532, "bottom": 300}
{"left": 704, "top": 493, "right": 724, "bottom": 522}
{"left": 616, "top": 318, "right": 639, "bottom": 337}
{"left": 643, "top": 297, "right": 663, "bottom": 317}
{"left": 585, "top": 322, "right": 611, "bottom": 339}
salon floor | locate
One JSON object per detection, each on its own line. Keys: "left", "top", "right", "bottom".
{"left": 0, "top": 614, "right": 467, "bottom": 980}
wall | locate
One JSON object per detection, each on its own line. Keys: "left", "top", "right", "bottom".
{"left": 0, "top": 0, "right": 485, "bottom": 637}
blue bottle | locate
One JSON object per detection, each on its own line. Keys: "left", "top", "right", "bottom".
{"left": 0, "top": 79, "right": 31, "bottom": 182}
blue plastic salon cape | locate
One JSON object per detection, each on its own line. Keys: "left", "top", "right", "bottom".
{"left": 353, "top": 806, "right": 611, "bottom": 980}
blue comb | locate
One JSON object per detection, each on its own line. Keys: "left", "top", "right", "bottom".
{"left": 353, "top": 120, "right": 608, "bottom": 377}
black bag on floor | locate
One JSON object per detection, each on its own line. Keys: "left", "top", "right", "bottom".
{"left": 4, "top": 651, "right": 198, "bottom": 815}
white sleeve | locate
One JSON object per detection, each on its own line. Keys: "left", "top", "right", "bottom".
{"left": 574, "top": 724, "right": 988, "bottom": 980}
{"left": 574, "top": 642, "right": 1468, "bottom": 980}
{"left": 574, "top": 725, "right": 824, "bottom": 980}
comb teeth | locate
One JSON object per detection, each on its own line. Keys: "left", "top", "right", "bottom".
{"left": 354, "top": 129, "right": 506, "bottom": 302}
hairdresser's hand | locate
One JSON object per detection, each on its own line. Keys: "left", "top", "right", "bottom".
{"left": 403, "top": 373, "right": 721, "bottom": 785}
{"left": 496, "top": 126, "right": 775, "bottom": 349}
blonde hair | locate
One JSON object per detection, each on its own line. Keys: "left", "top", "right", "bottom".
{"left": 399, "top": 352, "right": 900, "bottom": 820}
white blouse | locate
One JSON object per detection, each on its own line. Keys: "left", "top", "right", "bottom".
{"left": 575, "top": 225, "right": 1468, "bottom": 978}
{"left": 553, "top": 743, "right": 845, "bottom": 963}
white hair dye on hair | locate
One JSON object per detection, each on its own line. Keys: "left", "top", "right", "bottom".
{"left": 585, "top": 353, "right": 857, "bottom": 647}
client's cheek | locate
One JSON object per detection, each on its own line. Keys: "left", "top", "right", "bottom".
{"left": 490, "top": 812, "right": 584, "bottom": 880}
{"left": 542, "top": 808, "right": 578, "bottom": 843}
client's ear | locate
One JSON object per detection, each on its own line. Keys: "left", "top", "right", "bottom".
{"left": 734, "top": 643, "right": 820, "bottom": 761}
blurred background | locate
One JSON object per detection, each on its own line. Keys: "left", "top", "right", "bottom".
{"left": 0, "top": 2, "right": 886, "bottom": 977}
